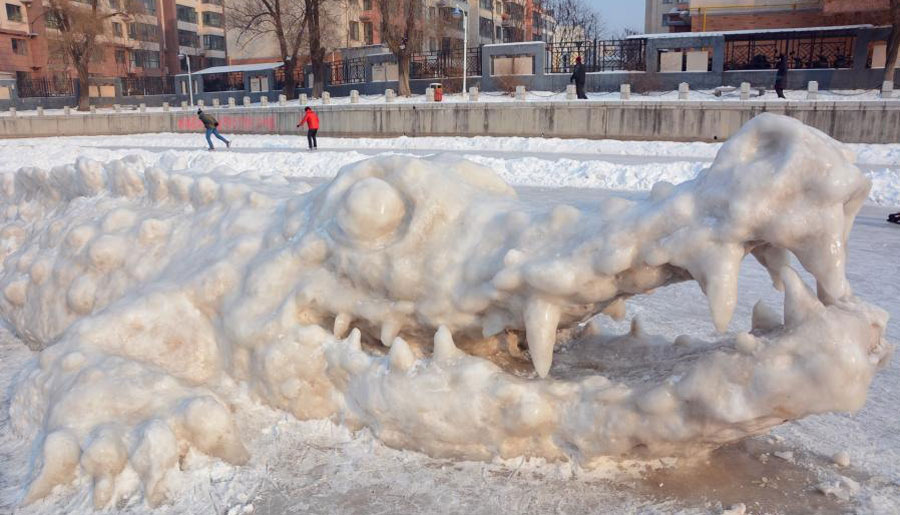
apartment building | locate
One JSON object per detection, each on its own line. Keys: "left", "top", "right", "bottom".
{"left": 0, "top": 0, "right": 227, "bottom": 81}
{"left": 647, "top": 0, "right": 893, "bottom": 34}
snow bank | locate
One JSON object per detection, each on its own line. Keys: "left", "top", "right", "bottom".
{"left": 0, "top": 114, "right": 891, "bottom": 509}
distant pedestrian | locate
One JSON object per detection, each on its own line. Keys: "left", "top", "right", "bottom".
{"left": 197, "top": 108, "right": 230, "bottom": 151}
{"left": 570, "top": 56, "right": 587, "bottom": 100}
{"left": 297, "top": 107, "right": 319, "bottom": 150}
{"left": 775, "top": 54, "right": 788, "bottom": 99}
{"left": 889, "top": 212, "right": 900, "bottom": 225}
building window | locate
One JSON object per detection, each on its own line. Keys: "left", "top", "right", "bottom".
{"left": 45, "top": 10, "right": 61, "bottom": 28}
{"left": 178, "top": 29, "right": 199, "bottom": 48}
{"left": 479, "top": 17, "right": 492, "bottom": 39}
{"left": 496, "top": 26, "right": 501, "bottom": 40}
{"left": 362, "top": 0, "right": 371, "bottom": 9}
{"left": 203, "top": 34, "right": 225, "bottom": 50}
{"left": 206, "top": 57, "right": 226, "bottom": 67}
{"left": 363, "top": 21, "right": 373, "bottom": 45}
{"left": 131, "top": 49, "right": 160, "bottom": 69}
{"left": 202, "top": 11, "right": 223, "bottom": 28}
{"left": 480, "top": 0, "right": 491, "bottom": 9}
{"left": 349, "top": 20, "right": 359, "bottom": 41}
{"left": 108, "top": 0, "right": 120, "bottom": 9}
{"left": 5, "top": 3, "right": 23, "bottom": 22}
{"left": 140, "top": 0, "right": 156, "bottom": 15}
{"left": 129, "top": 22, "right": 159, "bottom": 42}
{"left": 11, "top": 38, "right": 26, "bottom": 55}
{"left": 176, "top": 4, "right": 197, "bottom": 23}
{"left": 115, "top": 48, "right": 126, "bottom": 63}
{"left": 112, "top": 22, "right": 123, "bottom": 37}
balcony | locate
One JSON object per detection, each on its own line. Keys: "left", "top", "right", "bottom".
{"left": 662, "top": 9, "right": 691, "bottom": 27}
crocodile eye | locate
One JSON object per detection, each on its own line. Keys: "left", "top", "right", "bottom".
{"left": 336, "top": 178, "right": 406, "bottom": 242}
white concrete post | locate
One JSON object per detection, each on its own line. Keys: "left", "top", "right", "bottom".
{"left": 740, "top": 82, "right": 751, "bottom": 101}
{"left": 63, "top": 106, "right": 71, "bottom": 115}
{"left": 181, "top": 101, "right": 188, "bottom": 109}
{"left": 806, "top": 81, "right": 818, "bottom": 100}
{"left": 278, "top": 94, "right": 286, "bottom": 106}
{"left": 565, "top": 84, "right": 576, "bottom": 100}
{"left": 197, "top": 99, "right": 205, "bottom": 108}
{"left": 350, "top": 90, "right": 360, "bottom": 104}
{"left": 243, "top": 96, "right": 251, "bottom": 107}
{"left": 162, "top": 102, "right": 170, "bottom": 112}
{"left": 425, "top": 87, "right": 435, "bottom": 102}
{"left": 261, "top": 96, "right": 269, "bottom": 106}
{"left": 678, "top": 82, "right": 689, "bottom": 100}
{"left": 882, "top": 81, "right": 895, "bottom": 99}
{"left": 139, "top": 103, "right": 147, "bottom": 113}
{"left": 322, "top": 92, "right": 331, "bottom": 104}
{"left": 36, "top": 106, "right": 44, "bottom": 116}
{"left": 90, "top": 105, "right": 97, "bottom": 114}
{"left": 212, "top": 98, "right": 220, "bottom": 107}
{"left": 300, "top": 93, "right": 308, "bottom": 105}
{"left": 468, "top": 86, "right": 479, "bottom": 102}
{"left": 620, "top": 84, "right": 631, "bottom": 100}
{"left": 228, "top": 97, "right": 236, "bottom": 108}
{"left": 113, "top": 104, "right": 120, "bottom": 113}
{"left": 515, "top": 85, "right": 526, "bottom": 101}
{"left": 385, "top": 89, "right": 396, "bottom": 103}
{"left": 9, "top": 107, "right": 16, "bottom": 118}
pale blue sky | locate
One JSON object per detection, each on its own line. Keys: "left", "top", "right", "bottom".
{"left": 585, "top": 1, "right": 646, "bottom": 35}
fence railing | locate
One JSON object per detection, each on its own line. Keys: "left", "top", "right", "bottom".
{"left": 16, "top": 76, "right": 77, "bottom": 98}
{"left": 273, "top": 66, "right": 306, "bottom": 90}
{"left": 329, "top": 58, "right": 367, "bottom": 85}
{"left": 545, "top": 39, "right": 647, "bottom": 74}
{"left": 203, "top": 72, "right": 245, "bottom": 92}
{"left": 121, "top": 76, "right": 175, "bottom": 96}
{"left": 410, "top": 47, "right": 482, "bottom": 80}
{"left": 724, "top": 36, "right": 855, "bottom": 70}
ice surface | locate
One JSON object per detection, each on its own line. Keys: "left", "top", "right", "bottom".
{"left": 0, "top": 114, "right": 891, "bottom": 509}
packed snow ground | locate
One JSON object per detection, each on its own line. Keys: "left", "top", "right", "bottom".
{"left": 1, "top": 133, "right": 899, "bottom": 205}
{"left": 0, "top": 127, "right": 897, "bottom": 515}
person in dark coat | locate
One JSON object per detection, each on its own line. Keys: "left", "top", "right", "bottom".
{"left": 197, "top": 109, "right": 231, "bottom": 150}
{"left": 889, "top": 212, "right": 900, "bottom": 225}
{"left": 775, "top": 54, "right": 788, "bottom": 99}
{"left": 570, "top": 56, "right": 587, "bottom": 99}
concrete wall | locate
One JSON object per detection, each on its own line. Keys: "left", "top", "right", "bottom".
{"left": 1, "top": 101, "right": 898, "bottom": 143}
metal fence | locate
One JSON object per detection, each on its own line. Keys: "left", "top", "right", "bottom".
{"left": 329, "top": 58, "right": 367, "bottom": 85}
{"left": 16, "top": 76, "right": 76, "bottom": 97}
{"left": 724, "top": 35, "right": 855, "bottom": 70}
{"left": 545, "top": 39, "right": 647, "bottom": 74}
{"left": 273, "top": 66, "right": 306, "bottom": 90}
{"left": 203, "top": 72, "right": 245, "bottom": 92}
{"left": 121, "top": 76, "right": 175, "bottom": 96}
{"left": 410, "top": 47, "right": 482, "bottom": 80}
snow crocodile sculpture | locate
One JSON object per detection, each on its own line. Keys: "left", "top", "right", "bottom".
{"left": 0, "top": 114, "right": 891, "bottom": 508}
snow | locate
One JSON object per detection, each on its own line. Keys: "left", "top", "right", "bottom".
{"left": 0, "top": 115, "right": 897, "bottom": 514}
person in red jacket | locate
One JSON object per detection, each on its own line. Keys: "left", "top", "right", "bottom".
{"left": 297, "top": 107, "right": 320, "bottom": 150}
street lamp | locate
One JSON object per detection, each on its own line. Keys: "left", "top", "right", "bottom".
{"left": 178, "top": 53, "right": 194, "bottom": 107}
{"left": 449, "top": 3, "right": 468, "bottom": 97}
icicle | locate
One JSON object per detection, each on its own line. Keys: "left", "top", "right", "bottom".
{"left": 524, "top": 297, "right": 560, "bottom": 378}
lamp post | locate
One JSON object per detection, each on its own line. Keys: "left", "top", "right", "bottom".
{"left": 178, "top": 53, "right": 194, "bottom": 107}
{"left": 450, "top": 4, "right": 468, "bottom": 97}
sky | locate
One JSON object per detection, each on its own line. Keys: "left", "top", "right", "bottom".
{"left": 584, "top": 0, "right": 646, "bottom": 35}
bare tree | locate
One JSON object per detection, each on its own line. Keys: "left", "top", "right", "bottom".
{"left": 39, "top": 0, "right": 143, "bottom": 110}
{"left": 886, "top": 0, "right": 900, "bottom": 85}
{"left": 305, "top": 0, "right": 326, "bottom": 97}
{"left": 227, "top": 0, "right": 308, "bottom": 100}
{"left": 376, "top": 0, "right": 424, "bottom": 97}
{"left": 545, "top": 0, "right": 605, "bottom": 41}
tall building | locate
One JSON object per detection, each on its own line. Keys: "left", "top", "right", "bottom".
{"left": 0, "top": 0, "right": 227, "bottom": 81}
{"left": 646, "top": 0, "right": 893, "bottom": 33}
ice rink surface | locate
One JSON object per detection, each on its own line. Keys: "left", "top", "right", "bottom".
{"left": 0, "top": 131, "right": 897, "bottom": 514}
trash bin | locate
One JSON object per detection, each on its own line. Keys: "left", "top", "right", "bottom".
{"left": 430, "top": 82, "right": 443, "bottom": 102}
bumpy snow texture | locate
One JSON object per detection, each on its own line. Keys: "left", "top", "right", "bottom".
{"left": 0, "top": 113, "right": 891, "bottom": 508}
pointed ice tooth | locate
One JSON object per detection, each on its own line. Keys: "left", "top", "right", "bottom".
{"left": 389, "top": 337, "right": 415, "bottom": 372}
{"left": 791, "top": 235, "right": 849, "bottom": 303}
{"left": 433, "top": 326, "right": 463, "bottom": 363}
{"left": 345, "top": 328, "right": 362, "bottom": 352}
{"left": 696, "top": 246, "right": 743, "bottom": 333}
{"left": 380, "top": 320, "right": 400, "bottom": 347}
{"left": 524, "top": 297, "right": 560, "bottom": 378}
{"left": 781, "top": 266, "right": 824, "bottom": 327}
{"left": 751, "top": 244, "right": 789, "bottom": 291}
{"left": 629, "top": 315, "right": 644, "bottom": 337}
{"left": 333, "top": 313, "right": 351, "bottom": 338}
{"left": 751, "top": 300, "right": 782, "bottom": 332}
{"left": 602, "top": 298, "right": 626, "bottom": 321}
